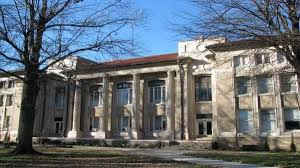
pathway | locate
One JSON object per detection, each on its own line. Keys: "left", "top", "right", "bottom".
{"left": 127, "top": 149, "right": 277, "bottom": 168}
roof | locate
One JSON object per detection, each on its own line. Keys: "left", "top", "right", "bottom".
{"left": 102, "top": 53, "right": 178, "bottom": 66}
{"left": 79, "top": 53, "right": 178, "bottom": 73}
{"left": 206, "top": 38, "right": 274, "bottom": 51}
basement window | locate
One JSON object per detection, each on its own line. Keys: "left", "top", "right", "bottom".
{"left": 154, "top": 115, "right": 167, "bottom": 131}
{"left": 284, "top": 108, "right": 300, "bottom": 131}
{"left": 260, "top": 109, "right": 276, "bottom": 133}
{"left": 239, "top": 109, "right": 254, "bottom": 133}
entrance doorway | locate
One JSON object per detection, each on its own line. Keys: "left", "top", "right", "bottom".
{"left": 196, "top": 114, "right": 212, "bottom": 137}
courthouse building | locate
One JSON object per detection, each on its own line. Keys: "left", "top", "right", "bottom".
{"left": 0, "top": 38, "right": 300, "bottom": 150}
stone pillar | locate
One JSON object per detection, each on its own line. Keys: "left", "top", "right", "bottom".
{"left": 103, "top": 75, "right": 111, "bottom": 138}
{"left": 252, "top": 76, "right": 259, "bottom": 136}
{"left": 175, "top": 70, "right": 183, "bottom": 140}
{"left": 183, "top": 64, "right": 194, "bottom": 140}
{"left": 166, "top": 71, "right": 175, "bottom": 140}
{"left": 82, "top": 83, "right": 90, "bottom": 137}
{"left": 131, "top": 73, "right": 140, "bottom": 139}
{"left": 67, "top": 80, "right": 82, "bottom": 138}
{"left": 274, "top": 73, "right": 284, "bottom": 135}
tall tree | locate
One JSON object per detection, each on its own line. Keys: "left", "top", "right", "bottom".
{"left": 0, "top": 0, "right": 143, "bottom": 154}
{"left": 173, "top": 0, "right": 300, "bottom": 73}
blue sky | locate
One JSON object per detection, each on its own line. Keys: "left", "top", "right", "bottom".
{"left": 133, "top": 0, "right": 189, "bottom": 56}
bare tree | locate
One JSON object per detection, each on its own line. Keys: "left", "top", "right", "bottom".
{"left": 0, "top": 0, "right": 143, "bottom": 154}
{"left": 173, "top": 0, "right": 300, "bottom": 73}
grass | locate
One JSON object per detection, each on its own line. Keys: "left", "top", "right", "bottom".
{"left": 186, "top": 150, "right": 300, "bottom": 168}
{"left": 0, "top": 146, "right": 207, "bottom": 168}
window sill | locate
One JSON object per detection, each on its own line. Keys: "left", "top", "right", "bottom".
{"left": 195, "top": 100, "right": 212, "bottom": 103}
{"left": 281, "top": 92, "right": 298, "bottom": 95}
{"left": 236, "top": 94, "right": 252, "bottom": 97}
{"left": 258, "top": 93, "right": 274, "bottom": 96}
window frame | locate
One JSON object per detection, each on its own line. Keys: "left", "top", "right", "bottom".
{"left": 148, "top": 80, "right": 166, "bottom": 104}
{"left": 257, "top": 75, "right": 274, "bottom": 95}
{"left": 0, "top": 95, "right": 4, "bottom": 106}
{"left": 255, "top": 53, "right": 271, "bottom": 65}
{"left": 90, "top": 85, "right": 104, "bottom": 107}
{"left": 195, "top": 76, "right": 212, "bottom": 102}
{"left": 153, "top": 115, "right": 167, "bottom": 131}
{"left": 116, "top": 82, "right": 132, "bottom": 106}
{"left": 235, "top": 76, "right": 251, "bottom": 96}
{"left": 260, "top": 109, "right": 276, "bottom": 134}
{"left": 284, "top": 108, "right": 300, "bottom": 131}
{"left": 238, "top": 109, "right": 254, "bottom": 134}
{"left": 0, "top": 81, "right": 5, "bottom": 89}
{"left": 120, "top": 116, "right": 130, "bottom": 132}
{"left": 7, "top": 80, "right": 15, "bottom": 88}
{"left": 280, "top": 74, "right": 298, "bottom": 93}
{"left": 233, "top": 55, "right": 249, "bottom": 68}
{"left": 55, "top": 87, "right": 65, "bottom": 109}
{"left": 6, "top": 94, "right": 13, "bottom": 106}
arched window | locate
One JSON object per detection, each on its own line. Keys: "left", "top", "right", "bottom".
{"left": 90, "top": 85, "right": 103, "bottom": 106}
{"left": 116, "top": 82, "right": 132, "bottom": 105}
{"left": 148, "top": 80, "right": 165, "bottom": 104}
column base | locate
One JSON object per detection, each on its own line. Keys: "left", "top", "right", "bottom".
{"left": 67, "top": 130, "right": 82, "bottom": 138}
{"left": 91, "top": 131, "right": 106, "bottom": 139}
{"left": 130, "top": 130, "right": 139, "bottom": 140}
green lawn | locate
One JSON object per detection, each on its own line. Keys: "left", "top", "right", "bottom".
{"left": 186, "top": 150, "right": 300, "bottom": 168}
{"left": 0, "top": 146, "right": 209, "bottom": 168}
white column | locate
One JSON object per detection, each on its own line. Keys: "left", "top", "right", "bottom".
{"left": 166, "top": 71, "right": 175, "bottom": 140}
{"left": 175, "top": 70, "right": 183, "bottom": 140}
{"left": 183, "top": 64, "right": 193, "bottom": 140}
{"left": 67, "top": 80, "right": 82, "bottom": 138}
{"left": 131, "top": 73, "right": 140, "bottom": 139}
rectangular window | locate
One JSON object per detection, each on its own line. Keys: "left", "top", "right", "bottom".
{"left": 154, "top": 115, "right": 167, "bottom": 131}
{"left": 6, "top": 95, "right": 13, "bottom": 106}
{"left": 260, "top": 109, "right": 276, "bottom": 133}
{"left": 0, "top": 95, "right": 3, "bottom": 106}
{"left": 54, "top": 117, "right": 63, "bottom": 134}
{"left": 0, "top": 81, "right": 5, "bottom": 89}
{"left": 90, "top": 85, "right": 103, "bottom": 106}
{"left": 55, "top": 87, "right": 65, "bottom": 108}
{"left": 255, "top": 53, "right": 270, "bottom": 65}
{"left": 284, "top": 108, "right": 300, "bottom": 130}
{"left": 149, "top": 80, "right": 165, "bottom": 104}
{"left": 91, "top": 117, "right": 100, "bottom": 131}
{"left": 121, "top": 116, "right": 129, "bottom": 132}
{"left": 277, "top": 50, "right": 286, "bottom": 63}
{"left": 280, "top": 74, "right": 297, "bottom": 93}
{"left": 234, "top": 55, "right": 249, "bottom": 67}
{"left": 239, "top": 109, "right": 253, "bottom": 133}
{"left": 257, "top": 75, "right": 273, "bottom": 94}
{"left": 236, "top": 77, "right": 251, "bottom": 95}
{"left": 7, "top": 80, "right": 14, "bottom": 88}
{"left": 117, "top": 82, "right": 132, "bottom": 105}
{"left": 3, "top": 116, "right": 10, "bottom": 130}
{"left": 195, "top": 76, "right": 212, "bottom": 101}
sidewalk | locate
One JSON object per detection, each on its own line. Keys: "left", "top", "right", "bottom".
{"left": 127, "top": 149, "right": 277, "bottom": 168}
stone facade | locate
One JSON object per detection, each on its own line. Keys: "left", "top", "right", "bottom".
{"left": 1, "top": 39, "right": 300, "bottom": 151}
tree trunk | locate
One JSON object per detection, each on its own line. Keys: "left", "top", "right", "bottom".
{"left": 12, "top": 71, "right": 40, "bottom": 154}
